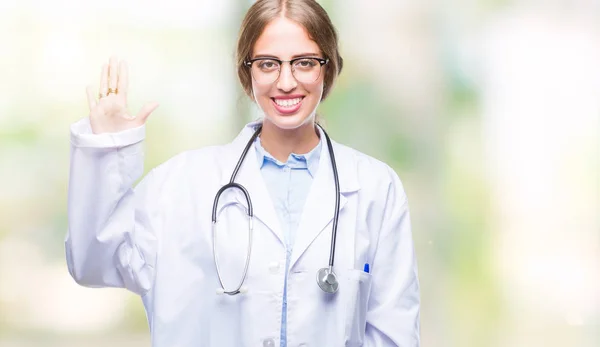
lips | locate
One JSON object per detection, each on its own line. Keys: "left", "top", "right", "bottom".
{"left": 271, "top": 96, "right": 304, "bottom": 115}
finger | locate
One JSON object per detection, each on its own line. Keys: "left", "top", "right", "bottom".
{"left": 134, "top": 102, "right": 159, "bottom": 122}
{"left": 86, "top": 85, "right": 97, "bottom": 110}
{"left": 108, "top": 55, "right": 118, "bottom": 94}
{"left": 99, "top": 63, "right": 109, "bottom": 97}
{"left": 117, "top": 60, "right": 129, "bottom": 101}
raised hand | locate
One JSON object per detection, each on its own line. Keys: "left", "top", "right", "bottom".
{"left": 86, "top": 56, "right": 159, "bottom": 134}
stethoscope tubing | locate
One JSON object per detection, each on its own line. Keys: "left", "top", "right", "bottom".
{"left": 322, "top": 126, "right": 340, "bottom": 269}
{"left": 212, "top": 122, "right": 340, "bottom": 295}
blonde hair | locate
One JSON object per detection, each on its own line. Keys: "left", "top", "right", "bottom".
{"left": 236, "top": 0, "right": 343, "bottom": 101}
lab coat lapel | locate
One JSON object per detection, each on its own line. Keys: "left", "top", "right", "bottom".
{"left": 289, "top": 133, "right": 359, "bottom": 269}
{"left": 220, "top": 123, "right": 284, "bottom": 246}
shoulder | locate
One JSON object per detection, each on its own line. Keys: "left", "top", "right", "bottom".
{"left": 138, "top": 123, "right": 257, "bottom": 188}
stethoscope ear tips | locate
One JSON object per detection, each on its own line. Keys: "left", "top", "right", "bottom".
{"left": 239, "top": 286, "right": 249, "bottom": 294}
{"left": 216, "top": 288, "right": 225, "bottom": 295}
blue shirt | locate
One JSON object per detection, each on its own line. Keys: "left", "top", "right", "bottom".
{"left": 254, "top": 136, "right": 321, "bottom": 347}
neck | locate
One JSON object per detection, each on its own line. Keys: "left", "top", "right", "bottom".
{"left": 259, "top": 119, "right": 320, "bottom": 162}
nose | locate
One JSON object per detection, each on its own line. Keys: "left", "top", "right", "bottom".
{"left": 276, "top": 62, "right": 297, "bottom": 92}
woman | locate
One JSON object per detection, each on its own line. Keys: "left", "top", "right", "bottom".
{"left": 66, "top": 0, "right": 420, "bottom": 346}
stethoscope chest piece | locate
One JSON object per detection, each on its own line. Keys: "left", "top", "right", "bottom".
{"left": 316, "top": 267, "right": 339, "bottom": 294}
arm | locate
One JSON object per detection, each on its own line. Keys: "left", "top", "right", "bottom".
{"left": 365, "top": 166, "right": 421, "bottom": 346}
{"left": 65, "top": 118, "right": 159, "bottom": 295}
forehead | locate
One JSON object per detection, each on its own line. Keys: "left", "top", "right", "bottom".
{"left": 253, "top": 16, "right": 320, "bottom": 58}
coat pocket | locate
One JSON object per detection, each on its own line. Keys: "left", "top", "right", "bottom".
{"left": 343, "top": 268, "right": 372, "bottom": 346}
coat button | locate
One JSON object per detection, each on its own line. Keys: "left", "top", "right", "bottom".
{"left": 268, "top": 261, "right": 280, "bottom": 273}
{"left": 262, "top": 338, "right": 275, "bottom": 347}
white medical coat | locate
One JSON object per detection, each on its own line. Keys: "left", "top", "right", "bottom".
{"left": 65, "top": 119, "right": 420, "bottom": 347}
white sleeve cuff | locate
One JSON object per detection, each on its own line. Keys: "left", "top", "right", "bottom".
{"left": 70, "top": 118, "right": 145, "bottom": 148}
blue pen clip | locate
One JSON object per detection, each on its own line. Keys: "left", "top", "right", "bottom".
{"left": 363, "top": 263, "right": 370, "bottom": 273}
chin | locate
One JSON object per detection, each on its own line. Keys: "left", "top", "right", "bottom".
{"left": 264, "top": 112, "right": 315, "bottom": 130}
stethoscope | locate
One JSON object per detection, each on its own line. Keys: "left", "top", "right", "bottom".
{"left": 212, "top": 123, "right": 341, "bottom": 295}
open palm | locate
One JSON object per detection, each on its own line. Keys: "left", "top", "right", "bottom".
{"left": 86, "top": 56, "right": 159, "bottom": 134}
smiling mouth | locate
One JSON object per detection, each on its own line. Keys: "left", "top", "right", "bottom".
{"left": 271, "top": 97, "right": 304, "bottom": 108}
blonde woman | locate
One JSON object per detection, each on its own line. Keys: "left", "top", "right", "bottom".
{"left": 66, "top": 0, "right": 420, "bottom": 346}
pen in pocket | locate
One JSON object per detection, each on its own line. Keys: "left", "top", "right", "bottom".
{"left": 363, "top": 263, "right": 370, "bottom": 273}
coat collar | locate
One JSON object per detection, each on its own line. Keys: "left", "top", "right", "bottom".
{"left": 221, "top": 121, "right": 360, "bottom": 192}
{"left": 254, "top": 135, "right": 322, "bottom": 178}
{"left": 218, "top": 121, "right": 360, "bottom": 261}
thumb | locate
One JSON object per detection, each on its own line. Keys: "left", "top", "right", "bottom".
{"left": 135, "top": 101, "right": 159, "bottom": 123}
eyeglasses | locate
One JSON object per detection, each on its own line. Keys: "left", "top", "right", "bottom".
{"left": 244, "top": 57, "right": 329, "bottom": 85}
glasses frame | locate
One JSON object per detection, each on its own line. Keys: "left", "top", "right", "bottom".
{"left": 243, "top": 56, "right": 329, "bottom": 84}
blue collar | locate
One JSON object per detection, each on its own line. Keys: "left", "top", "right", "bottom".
{"left": 254, "top": 136, "right": 322, "bottom": 178}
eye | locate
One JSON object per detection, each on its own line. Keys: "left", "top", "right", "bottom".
{"left": 294, "top": 58, "right": 318, "bottom": 70}
{"left": 257, "top": 59, "right": 280, "bottom": 71}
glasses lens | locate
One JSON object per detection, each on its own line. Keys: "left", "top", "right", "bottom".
{"left": 249, "top": 58, "right": 324, "bottom": 84}
{"left": 292, "top": 58, "right": 322, "bottom": 83}
{"left": 250, "top": 59, "right": 280, "bottom": 84}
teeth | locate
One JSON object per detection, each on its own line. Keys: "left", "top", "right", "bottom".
{"left": 274, "top": 97, "right": 302, "bottom": 107}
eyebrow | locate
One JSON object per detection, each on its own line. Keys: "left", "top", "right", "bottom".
{"left": 252, "top": 52, "right": 322, "bottom": 59}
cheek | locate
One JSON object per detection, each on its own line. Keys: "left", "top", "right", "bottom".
{"left": 309, "top": 81, "right": 325, "bottom": 101}
{"left": 251, "top": 82, "right": 272, "bottom": 102}
{"left": 311, "top": 72, "right": 326, "bottom": 98}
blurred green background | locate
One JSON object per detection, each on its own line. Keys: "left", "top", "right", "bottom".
{"left": 0, "top": 0, "right": 598, "bottom": 346}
